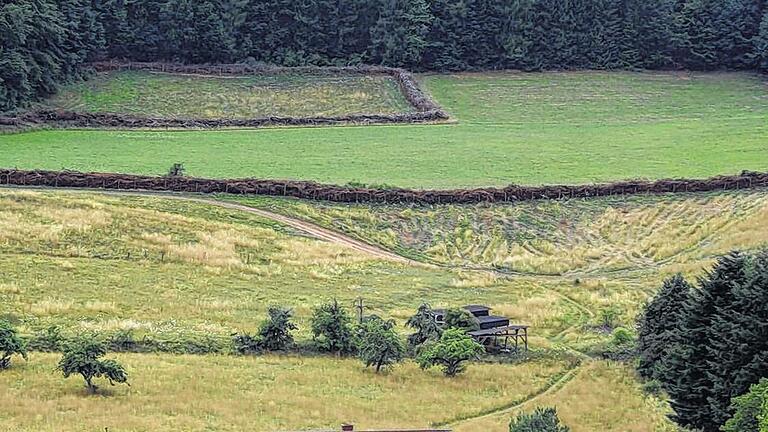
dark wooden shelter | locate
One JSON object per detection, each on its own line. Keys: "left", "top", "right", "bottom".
{"left": 432, "top": 304, "right": 528, "bottom": 352}
{"left": 468, "top": 324, "right": 529, "bottom": 352}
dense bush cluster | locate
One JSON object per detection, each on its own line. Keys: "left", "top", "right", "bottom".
{"left": 636, "top": 250, "right": 768, "bottom": 432}
{"left": 3, "top": 0, "right": 768, "bottom": 112}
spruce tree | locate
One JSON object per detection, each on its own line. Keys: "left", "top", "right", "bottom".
{"left": 705, "top": 250, "right": 768, "bottom": 428}
{"left": 636, "top": 273, "right": 692, "bottom": 381}
{"left": 370, "top": 0, "right": 431, "bottom": 68}
{"left": 663, "top": 252, "right": 748, "bottom": 431}
{"left": 757, "top": 8, "right": 768, "bottom": 71}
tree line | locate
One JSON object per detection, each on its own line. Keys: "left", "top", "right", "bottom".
{"left": 637, "top": 249, "right": 768, "bottom": 432}
{"left": 2, "top": 0, "right": 768, "bottom": 112}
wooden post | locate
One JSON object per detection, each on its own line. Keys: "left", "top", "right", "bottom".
{"left": 354, "top": 298, "right": 365, "bottom": 324}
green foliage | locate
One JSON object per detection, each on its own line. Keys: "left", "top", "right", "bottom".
{"left": 355, "top": 315, "right": 405, "bottom": 373}
{"left": 29, "top": 326, "right": 62, "bottom": 352}
{"left": 598, "top": 306, "right": 621, "bottom": 330}
{"left": 405, "top": 303, "right": 442, "bottom": 350}
{"left": 762, "top": 397, "right": 768, "bottom": 432}
{"left": 509, "top": 407, "right": 570, "bottom": 432}
{"left": 611, "top": 327, "right": 634, "bottom": 346}
{"left": 643, "top": 250, "right": 768, "bottom": 431}
{"left": 57, "top": 336, "right": 128, "bottom": 393}
{"left": 232, "top": 333, "right": 261, "bottom": 355}
{"left": 167, "top": 163, "right": 186, "bottom": 177}
{"left": 723, "top": 378, "right": 768, "bottom": 432}
{"left": 0, "top": 320, "right": 27, "bottom": 369}
{"left": 0, "top": 0, "right": 103, "bottom": 111}
{"left": 370, "top": 0, "right": 431, "bottom": 68}
{"left": 758, "top": 10, "right": 768, "bottom": 72}
{"left": 443, "top": 308, "right": 479, "bottom": 332}
{"left": 257, "top": 306, "right": 298, "bottom": 351}
{"left": 416, "top": 327, "right": 484, "bottom": 377}
{"left": 311, "top": 299, "right": 355, "bottom": 355}
{"left": 636, "top": 274, "right": 692, "bottom": 381}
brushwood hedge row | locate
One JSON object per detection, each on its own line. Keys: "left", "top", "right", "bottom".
{"left": 0, "top": 62, "right": 447, "bottom": 129}
{"left": 1, "top": 169, "right": 766, "bottom": 205}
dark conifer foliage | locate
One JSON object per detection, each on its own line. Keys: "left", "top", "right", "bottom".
{"left": 1, "top": 0, "right": 768, "bottom": 111}
{"left": 636, "top": 273, "right": 692, "bottom": 382}
{"left": 638, "top": 250, "right": 768, "bottom": 432}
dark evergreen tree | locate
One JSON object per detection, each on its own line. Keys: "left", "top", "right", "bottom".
{"left": 705, "top": 250, "right": 768, "bottom": 428}
{"left": 636, "top": 274, "right": 692, "bottom": 381}
{"left": 670, "top": 0, "right": 720, "bottom": 69}
{"left": 370, "top": 0, "right": 431, "bottom": 68}
{"left": 757, "top": 8, "right": 768, "bottom": 71}
{"left": 664, "top": 252, "right": 747, "bottom": 431}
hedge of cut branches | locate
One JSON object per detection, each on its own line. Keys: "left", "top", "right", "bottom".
{"left": 1, "top": 169, "right": 766, "bottom": 205}
{"left": 0, "top": 62, "right": 447, "bottom": 129}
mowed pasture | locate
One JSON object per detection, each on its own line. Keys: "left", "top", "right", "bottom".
{"left": 2, "top": 71, "right": 768, "bottom": 188}
{"left": 41, "top": 70, "right": 413, "bottom": 118}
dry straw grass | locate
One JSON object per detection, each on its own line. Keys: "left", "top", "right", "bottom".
{"left": 0, "top": 353, "right": 568, "bottom": 432}
{"left": 454, "top": 361, "right": 676, "bottom": 432}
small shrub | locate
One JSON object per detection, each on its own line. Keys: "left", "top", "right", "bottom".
{"left": 356, "top": 315, "right": 405, "bottom": 373}
{"left": 30, "top": 325, "right": 62, "bottom": 352}
{"left": 509, "top": 407, "right": 570, "bottom": 432}
{"left": 417, "top": 328, "right": 484, "bottom": 377}
{"left": 599, "top": 306, "right": 621, "bottom": 330}
{"left": 0, "top": 320, "right": 27, "bottom": 369}
{"left": 232, "top": 333, "right": 261, "bottom": 355}
{"left": 258, "top": 306, "right": 298, "bottom": 351}
{"left": 311, "top": 299, "right": 355, "bottom": 355}
{"left": 57, "top": 336, "right": 128, "bottom": 394}
{"left": 611, "top": 327, "right": 634, "bottom": 345}
{"left": 108, "top": 330, "right": 138, "bottom": 352}
{"left": 167, "top": 163, "right": 185, "bottom": 177}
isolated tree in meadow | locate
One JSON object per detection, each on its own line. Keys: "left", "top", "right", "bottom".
{"left": 417, "top": 327, "right": 483, "bottom": 377}
{"left": 0, "top": 320, "right": 27, "bottom": 369}
{"left": 311, "top": 299, "right": 355, "bottom": 355}
{"left": 258, "top": 305, "right": 298, "bottom": 351}
{"left": 356, "top": 315, "right": 405, "bottom": 373}
{"left": 636, "top": 273, "right": 692, "bottom": 381}
{"left": 722, "top": 378, "right": 768, "bottom": 432}
{"left": 509, "top": 407, "right": 570, "bottom": 432}
{"left": 57, "top": 336, "right": 128, "bottom": 394}
{"left": 405, "top": 303, "right": 442, "bottom": 350}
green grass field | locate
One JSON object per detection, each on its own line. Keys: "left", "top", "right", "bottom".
{"left": 2, "top": 71, "right": 767, "bottom": 188}
{"left": 41, "top": 70, "right": 412, "bottom": 118}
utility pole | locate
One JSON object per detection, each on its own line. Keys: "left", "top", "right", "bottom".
{"left": 354, "top": 297, "right": 365, "bottom": 324}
